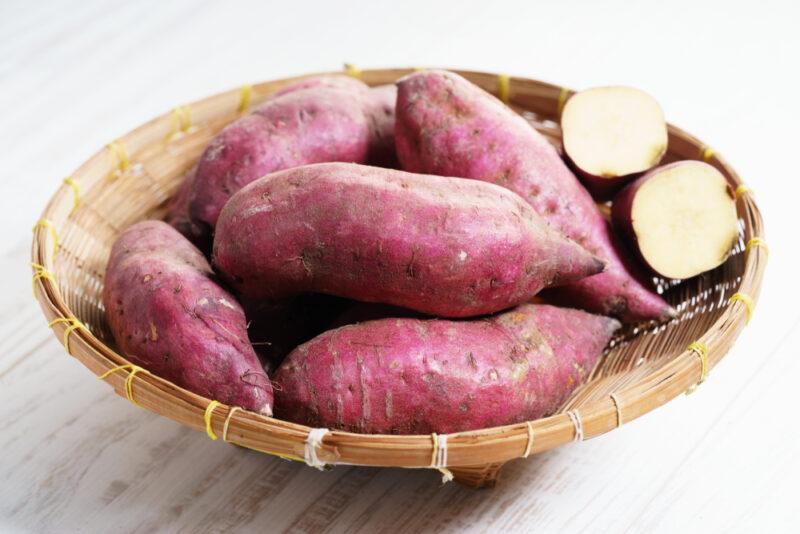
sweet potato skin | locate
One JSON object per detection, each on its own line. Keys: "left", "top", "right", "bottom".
{"left": 103, "top": 221, "right": 272, "bottom": 414}
{"left": 213, "top": 162, "right": 604, "bottom": 318}
{"left": 273, "top": 304, "right": 620, "bottom": 434}
{"left": 189, "top": 77, "right": 372, "bottom": 235}
{"left": 395, "top": 70, "right": 673, "bottom": 322}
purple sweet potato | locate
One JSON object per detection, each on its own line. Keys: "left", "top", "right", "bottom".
{"left": 189, "top": 77, "right": 373, "bottom": 237}
{"left": 273, "top": 304, "right": 620, "bottom": 434}
{"left": 395, "top": 70, "right": 674, "bottom": 322}
{"left": 213, "top": 162, "right": 604, "bottom": 318}
{"left": 103, "top": 220, "right": 272, "bottom": 414}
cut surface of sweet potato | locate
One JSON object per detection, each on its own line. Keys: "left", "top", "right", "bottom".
{"left": 612, "top": 161, "right": 739, "bottom": 280}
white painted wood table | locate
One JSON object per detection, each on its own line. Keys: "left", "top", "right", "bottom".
{"left": 2, "top": 1, "right": 799, "bottom": 531}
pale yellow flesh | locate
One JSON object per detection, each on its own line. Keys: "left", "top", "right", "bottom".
{"left": 632, "top": 162, "right": 738, "bottom": 279}
{"left": 562, "top": 86, "right": 668, "bottom": 178}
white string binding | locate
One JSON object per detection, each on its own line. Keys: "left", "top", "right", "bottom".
{"left": 431, "top": 433, "right": 454, "bottom": 483}
{"left": 304, "top": 428, "right": 329, "bottom": 470}
{"left": 567, "top": 410, "right": 584, "bottom": 442}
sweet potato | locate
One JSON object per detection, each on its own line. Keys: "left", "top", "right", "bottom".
{"left": 103, "top": 220, "right": 272, "bottom": 414}
{"left": 395, "top": 70, "right": 674, "bottom": 322}
{"left": 189, "top": 76, "right": 373, "bottom": 238}
{"left": 273, "top": 304, "right": 620, "bottom": 434}
{"left": 213, "top": 162, "right": 604, "bottom": 318}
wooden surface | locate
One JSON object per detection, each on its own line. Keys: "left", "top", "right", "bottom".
{"left": 1, "top": 0, "right": 799, "bottom": 532}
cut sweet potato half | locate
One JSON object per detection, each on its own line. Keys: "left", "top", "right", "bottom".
{"left": 611, "top": 161, "right": 739, "bottom": 280}
{"left": 562, "top": 86, "right": 668, "bottom": 199}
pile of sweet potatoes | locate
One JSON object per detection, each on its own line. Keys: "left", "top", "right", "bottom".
{"left": 104, "top": 71, "right": 736, "bottom": 434}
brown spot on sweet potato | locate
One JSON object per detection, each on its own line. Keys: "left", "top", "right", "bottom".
{"left": 149, "top": 322, "right": 158, "bottom": 342}
{"left": 142, "top": 274, "right": 152, "bottom": 283}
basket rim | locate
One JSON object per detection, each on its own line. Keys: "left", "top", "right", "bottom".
{"left": 31, "top": 67, "right": 766, "bottom": 470}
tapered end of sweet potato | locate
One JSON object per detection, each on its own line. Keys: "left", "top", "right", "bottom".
{"left": 549, "top": 239, "right": 607, "bottom": 287}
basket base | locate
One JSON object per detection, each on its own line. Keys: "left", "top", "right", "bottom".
{"left": 450, "top": 462, "right": 505, "bottom": 488}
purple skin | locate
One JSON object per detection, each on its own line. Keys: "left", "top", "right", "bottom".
{"left": 395, "top": 70, "right": 674, "bottom": 323}
{"left": 213, "top": 162, "right": 605, "bottom": 318}
{"left": 273, "top": 304, "right": 620, "bottom": 434}
{"left": 365, "top": 84, "right": 399, "bottom": 168}
{"left": 189, "top": 78, "right": 373, "bottom": 236}
{"left": 103, "top": 221, "right": 273, "bottom": 414}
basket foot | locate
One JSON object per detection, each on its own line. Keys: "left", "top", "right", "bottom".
{"left": 449, "top": 462, "right": 505, "bottom": 488}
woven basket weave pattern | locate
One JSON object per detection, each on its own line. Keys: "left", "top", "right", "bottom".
{"left": 31, "top": 68, "right": 765, "bottom": 487}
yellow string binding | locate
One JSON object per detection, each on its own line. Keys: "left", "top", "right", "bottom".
{"left": 238, "top": 84, "right": 253, "bottom": 113}
{"left": 729, "top": 292, "right": 754, "bottom": 324}
{"left": 557, "top": 87, "right": 570, "bottom": 115}
{"left": 106, "top": 141, "right": 130, "bottom": 179}
{"left": 745, "top": 237, "right": 768, "bottom": 258}
{"left": 497, "top": 74, "right": 510, "bottom": 104}
{"left": 166, "top": 105, "right": 193, "bottom": 140}
{"left": 48, "top": 317, "right": 89, "bottom": 353}
{"left": 204, "top": 400, "right": 222, "bottom": 440}
{"left": 700, "top": 146, "right": 716, "bottom": 163}
{"left": 97, "top": 364, "right": 148, "bottom": 407}
{"left": 685, "top": 342, "right": 709, "bottom": 394}
{"left": 31, "top": 262, "right": 56, "bottom": 298}
{"left": 33, "top": 219, "right": 58, "bottom": 259}
{"left": 735, "top": 184, "right": 751, "bottom": 200}
{"left": 344, "top": 63, "right": 361, "bottom": 79}
{"left": 63, "top": 177, "right": 81, "bottom": 212}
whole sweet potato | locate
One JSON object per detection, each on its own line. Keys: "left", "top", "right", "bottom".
{"left": 189, "top": 76, "right": 373, "bottom": 237}
{"left": 213, "top": 162, "right": 604, "bottom": 318}
{"left": 273, "top": 304, "right": 620, "bottom": 434}
{"left": 103, "top": 220, "right": 273, "bottom": 414}
{"left": 395, "top": 70, "right": 674, "bottom": 322}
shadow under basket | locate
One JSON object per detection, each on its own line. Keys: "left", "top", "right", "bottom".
{"left": 31, "top": 67, "right": 767, "bottom": 488}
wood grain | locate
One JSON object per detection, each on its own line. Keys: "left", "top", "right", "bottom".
{"left": 2, "top": 0, "right": 799, "bottom": 532}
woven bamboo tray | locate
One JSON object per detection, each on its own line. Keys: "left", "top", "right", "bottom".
{"left": 31, "top": 67, "right": 766, "bottom": 488}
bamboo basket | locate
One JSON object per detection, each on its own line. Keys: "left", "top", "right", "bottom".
{"left": 31, "top": 67, "right": 766, "bottom": 488}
